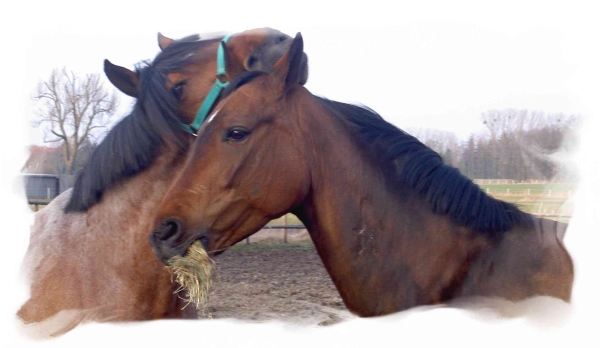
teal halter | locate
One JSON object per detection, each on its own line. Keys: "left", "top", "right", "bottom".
{"left": 178, "top": 34, "right": 233, "bottom": 135}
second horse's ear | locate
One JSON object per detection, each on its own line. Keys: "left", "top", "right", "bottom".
{"left": 158, "top": 32, "right": 175, "bottom": 51}
{"left": 271, "top": 33, "right": 306, "bottom": 94}
{"left": 104, "top": 59, "right": 138, "bottom": 98}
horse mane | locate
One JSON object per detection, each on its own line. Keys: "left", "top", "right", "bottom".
{"left": 316, "top": 97, "right": 534, "bottom": 234}
{"left": 221, "top": 71, "right": 266, "bottom": 99}
{"left": 64, "top": 35, "right": 223, "bottom": 213}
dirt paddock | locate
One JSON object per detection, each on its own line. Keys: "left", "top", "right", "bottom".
{"left": 194, "top": 229, "right": 573, "bottom": 328}
{"left": 200, "top": 229, "right": 353, "bottom": 326}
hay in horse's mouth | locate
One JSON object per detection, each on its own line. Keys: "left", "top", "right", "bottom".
{"left": 166, "top": 240, "right": 214, "bottom": 313}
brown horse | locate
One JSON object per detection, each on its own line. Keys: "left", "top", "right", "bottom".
{"left": 150, "top": 33, "right": 574, "bottom": 318}
{"left": 17, "top": 28, "right": 308, "bottom": 336}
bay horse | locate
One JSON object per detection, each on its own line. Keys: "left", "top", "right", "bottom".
{"left": 150, "top": 33, "right": 574, "bottom": 317}
{"left": 17, "top": 28, "right": 308, "bottom": 336}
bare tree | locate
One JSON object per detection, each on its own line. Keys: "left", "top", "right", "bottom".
{"left": 32, "top": 68, "right": 117, "bottom": 175}
{"left": 480, "top": 109, "right": 576, "bottom": 140}
{"left": 475, "top": 109, "right": 580, "bottom": 180}
{"left": 406, "top": 128, "right": 461, "bottom": 166}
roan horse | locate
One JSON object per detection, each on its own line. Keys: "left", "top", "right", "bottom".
{"left": 150, "top": 34, "right": 574, "bottom": 317}
{"left": 17, "top": 28, "right": 307, "bottom": 336}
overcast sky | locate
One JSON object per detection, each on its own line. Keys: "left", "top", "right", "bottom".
{"left": 2, "top": 1, "right": 599, "bottom": 346}
{"left": 14, "top": 1, "right": 597, "bottom": 144}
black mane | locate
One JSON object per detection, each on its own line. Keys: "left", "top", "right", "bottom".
{"left": 64, "top": 35, "right": 223, "bottom": 212}
{"left": 196, "top": 69, "right": 533, "bottom": 234}
{"left": 317, "top": 97, "right": 534, "bottom": 234}
{"left": 221, "top": 71, "right": 266, "bottom": 99}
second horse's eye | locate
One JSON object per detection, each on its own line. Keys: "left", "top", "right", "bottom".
{"left": 225, "top": 127, "right": 251, "bottom": 142}
{"left": 171, "top": 81, "right": 186, "bottom": 101}
{"left": 246, "top": 56, "right": 257, "bottom": 69}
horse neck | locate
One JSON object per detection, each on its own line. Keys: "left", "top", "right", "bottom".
{"left": 85, "top": 144, "right": 187, "bottom": 248}
{"left": 291, "top": 93, "right": 489, "bottom": 315}
{"left": 21, "top": 143, "right": 195, "bottom": 322}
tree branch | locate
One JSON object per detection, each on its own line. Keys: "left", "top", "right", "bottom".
{"left": 32, "top": 67, "right": 117, "bottom": 174}
{"left": 50, "top": 130, "right": 67, "bottom": 140}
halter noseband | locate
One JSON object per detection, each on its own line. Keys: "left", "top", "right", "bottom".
{"left": 177, "top": 34, "right": 233, "bottom": 135}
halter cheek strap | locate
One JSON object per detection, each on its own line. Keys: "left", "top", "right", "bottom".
{"left": 178, "top": 34, "right": 233, "bottom": 135}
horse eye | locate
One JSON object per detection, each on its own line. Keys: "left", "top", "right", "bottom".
{"left": 171, "top": 81, "right": 186, "bottom": 101}
{"left": 276, "top": 35, "right": 287, "bottom": 44}
{"left": 246, "top": 56, "right": 257, "bottom": 68}
{"left": 225, "top": 128, "right": 250, "bottom": 142}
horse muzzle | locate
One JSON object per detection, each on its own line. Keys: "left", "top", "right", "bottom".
{"left": 149, "top": 217, "right": 209, "bottom": 264}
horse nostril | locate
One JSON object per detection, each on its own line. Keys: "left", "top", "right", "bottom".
{"left": 155, "top": 218, "right": 183, "bottom": 241}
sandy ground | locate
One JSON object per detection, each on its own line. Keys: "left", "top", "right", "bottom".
{"left": 200, "top": 231, "right": 353, "bottom": 326}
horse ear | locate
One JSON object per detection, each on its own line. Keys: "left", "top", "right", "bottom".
{"left": 104, "top": 59, "right": 138, "bottom": 98}
{"left": 272, "top": 33, "right": 305, "bottom": 93}
{"left": 221, "top": 41, "right": 246, "bottom": 79}
{"left": 158, "top": 32, "right": 175, "bottom": 51}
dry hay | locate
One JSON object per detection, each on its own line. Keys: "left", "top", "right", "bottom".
{"left": 166, "top": 240, "right": 214, "bottom": 315}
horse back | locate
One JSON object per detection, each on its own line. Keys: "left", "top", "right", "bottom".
{"left": 534, "top": 216, "right": 573, "bottom": 301}
{"left": 463, "top": 215, "right": 573, "bottom": 302}
{"left": 504, "top": 216, "right": 573, "bottom": 301}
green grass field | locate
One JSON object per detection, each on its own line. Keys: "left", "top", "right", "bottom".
{"left": 478, "top": 183, "right": 576, "bottom": 196}
{"left": 478, "top": 183, "right": 575, "bottom": 223}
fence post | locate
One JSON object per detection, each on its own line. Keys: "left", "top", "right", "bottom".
{"left": 47, "top": 187, "right": 51, "bottom": 200}
{"left": 283, "top": 214, "right": 288, "bottom": 243}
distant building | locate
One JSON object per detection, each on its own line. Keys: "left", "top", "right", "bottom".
{"left": 22, "top": 174, "right": 74, "bottom": 205}
{"left": 22, "top": 145, "right": 64, "bottom": 175}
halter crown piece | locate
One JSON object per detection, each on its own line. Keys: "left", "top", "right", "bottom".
{"left": 178, "top": 34, "right": 233, "bottom": 135}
